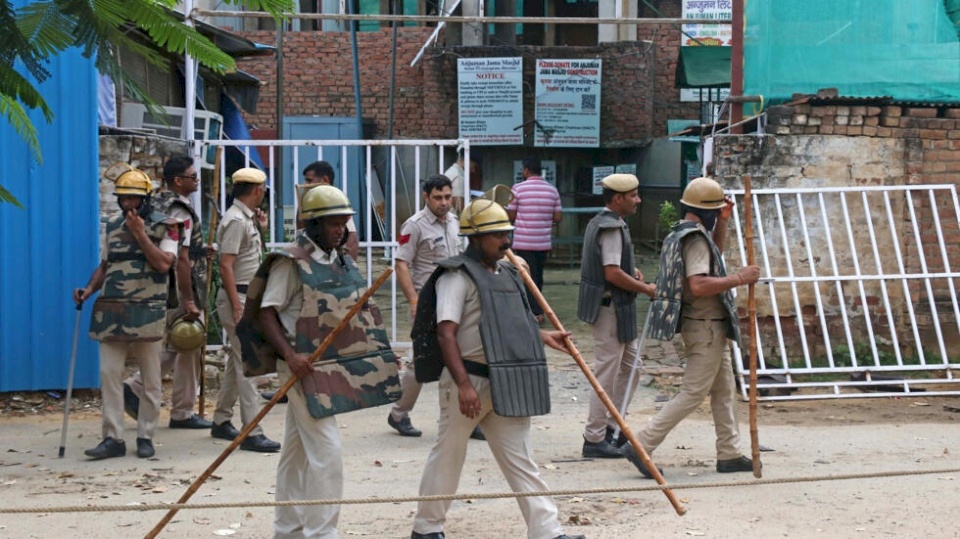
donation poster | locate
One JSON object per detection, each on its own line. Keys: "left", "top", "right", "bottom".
{"left": 535, "top": 59, "right": 602, "bottom": 148}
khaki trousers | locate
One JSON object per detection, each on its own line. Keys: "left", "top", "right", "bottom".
{"left": 274, "top": 360, "right": 343, "bottom": 539}
{"left": 125, "top": 309, "right": 202, "bottom": 421}
{"left": 637, "top": 319, "right": 742, "bottom": 460}
{"left": 389, "top": 358, "right": 421, "bottom": 421}
{"left": 99, "top": 340, "right": 162, "bottom": 441}
{"left": 584, "top": 304, "right": 640, "bottom": 443}
{"left": 413, "top": 370, "right": 565, "bottom": 539}
{"left": 214, "top": 289, "right": 264, "bottom": 435}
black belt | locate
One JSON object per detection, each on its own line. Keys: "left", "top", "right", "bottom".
{"left": 235, "top": 284, "right": 249, "bottom": 294}
{"left": 601, "top": 297, "right": 612, "bottom": 307}
{"left": 463, "top": 360, "right": 489, "bottom": 378}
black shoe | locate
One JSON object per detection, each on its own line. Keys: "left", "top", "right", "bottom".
{"left": 136, "top": 437, "right": 155, "bottom": 458}
{"left": 169, "top": 414, "right": 213, "bottom": 429}
{"left": 240, "top": 434, "right": 281, "bottom": 453}
{"left": 621, "top": 444, "right": 662, "bottom": 479}
{"left": 123, "top": 383, "right": 139, "bottom": 420}
{"left": 717, "top": 455, "right": 756, "bottom": 473}
{"left": 387, "top": 415, "right": 422, "bottom": 437}
{"left": 605, "top": 426, "right": 628, "bottom": 449}
{"left": 554, "top": 535, "right": 587, "bottom": 539}
{"left": 582, "top": 438, "right": 623, "bottom": 459}
{"left": 261, "top": 390, "right": 288, "bottom": 404}
{"left": 84, "top": 437, "right": 126, "bottom": 460}
{"left": 211, "top": 421, "right": 241, "bottom": 441}
{"left": 411, "top": 532, "right": 445, "bottom": 539}
{"left": 469, "top": 425, "right": 485, "bottom": 441}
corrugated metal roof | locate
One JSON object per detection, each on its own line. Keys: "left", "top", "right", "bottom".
{"left": 0, "top": 35, "right": 100, "bottom": 391}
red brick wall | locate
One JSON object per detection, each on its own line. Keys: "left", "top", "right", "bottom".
{"left": 237, "top": 31, "right": 656, "bottom": 145}
{"left": 636, "top": 0, "right": 701, "bottom": 136}
{"left": 236, "top": 28, "right": 435, "bottom": 137}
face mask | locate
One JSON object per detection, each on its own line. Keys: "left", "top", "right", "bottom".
{"left": 696, "top": 208, "right": 719, "bottom": 231}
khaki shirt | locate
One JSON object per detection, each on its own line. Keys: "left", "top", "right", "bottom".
{"left": 681, "top": 233, "right": 725, "bottom": 320}
{"left": 435, "top": 268, "right": 485, "bottom": 364}
{"left": 218, "top": 200, "right": 263, "bottom": 285}
{"left": 395, "top": 208, "right": 462, "bottom": 291}
{"left": 260, "top": 237, "right": 338, "bottom": 344}
{"left": 166, "top": 193, "right": 195, "bottom": 248}
{"left": 598, "top": 227, "right": 624, "bottom": 267}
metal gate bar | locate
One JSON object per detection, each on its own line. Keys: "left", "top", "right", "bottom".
{"left": 728, "top": 184, "right": 960, "bottom": 400}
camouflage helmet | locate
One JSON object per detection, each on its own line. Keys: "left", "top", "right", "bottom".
{"left": 459, "top": 199, "right": 515, "bottom": 236}
{"left": 168, "top": 316, "right": 205, "bottom": 351}
{"left": 680, "top": 177, "right": 726, "bottom": 210}
{"left": 107, "top": 164, "right": 153, "bottom": 196}
{"left": 300, "top": 184, "right": 355, "bottom": 220}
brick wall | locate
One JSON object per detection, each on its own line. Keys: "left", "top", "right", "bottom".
{"left": 712, "top": 104, "right": 960, "bottom": 360}
{"left": 236, "top": 31, "right": 655, "bottom": 146}
{"left": 98, "top": 133, "right": 190, "bottom": 220}
{"left": 636, "top": 0, "right": 701, "bottom": 137}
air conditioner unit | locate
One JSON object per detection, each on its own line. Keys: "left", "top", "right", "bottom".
{"left": 120, "top": 103, "right": 224, "bottom": 169}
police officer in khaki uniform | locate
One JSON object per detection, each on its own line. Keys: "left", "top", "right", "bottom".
{"left": 410, "top": 198, "right": 584, "bottom": 539}
{"left": 123, "top": 155, "right": 212, "bottom": 430}
{"left": 388, "top": 174, "right": 466, "bottom": 438}
{"left": 257, "top": 185, "right": 359, "bottom": 538}
{"left": 74, "top": 166, "right": 180, "bottom": 460}
{"left": 623, "top": 177, "right": 760, "bottom": 478}
{"left": 211, "top": 167, "right": 281, "bottom": 452}
{"left": 577, "top": 174, "right": 655, "bottom": 459}
{"left": 302, "top": 161, "right": 359, "bottom": 259}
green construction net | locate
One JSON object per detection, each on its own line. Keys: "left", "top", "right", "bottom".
{"left": 745, "top": 0, "right": 960, "bottom": 102}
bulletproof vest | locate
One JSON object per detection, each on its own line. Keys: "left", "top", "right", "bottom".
{"left": 237, "top": 233, "right": 399, "bottom": 418}
{"left": 153, "top": 191, "right": 208, "bottom": 306}
{"left": 89, "top": 211, "right": 180, "bottom": 342}
{"left": 413, "top": 251, "right": 551, "bottom": 417}
{"left": 577, "top": 209, "right": 638, "bottom": 343}
{"left": 648, "top": 221, "right": 741, "bottom": 344}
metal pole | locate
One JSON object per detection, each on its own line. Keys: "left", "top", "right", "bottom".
{"left": 730, "top": 0, "right": 745, "bottom": 133}
{"left": 58, "top": 301, "right": 83, "bottom": 458}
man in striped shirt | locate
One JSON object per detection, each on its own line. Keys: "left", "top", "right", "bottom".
{"left": 506, "top": 157, "right": 562, "bottom": 321}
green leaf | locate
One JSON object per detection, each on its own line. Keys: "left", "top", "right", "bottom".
{"left": 0, "top": 184, "right": 25, "bottom": 208}
{"left": 0, "top": 94, "right": 43, "bottom": 164}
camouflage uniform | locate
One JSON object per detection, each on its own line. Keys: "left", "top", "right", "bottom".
{"left": 639, "top": 220, "right": 744, "bottom": 461}
{"left": 253, "top": 232, "right": 398, "bottom": 539}
{"left": 214, "top": 199, "right": 267, "bottom": 436}
{"left": 125, "top": 191, "right": 206, "bottom": 422}
{"left": 577, "top": 209, "right": 640, "bottom": 445}
{"left": 90, "top": 210, "right": 180, "bottom": 443}
{"left": 390, "top": 206, "right": 462, "bottom": 425}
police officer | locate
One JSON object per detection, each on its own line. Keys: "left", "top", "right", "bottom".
{"left": 301, "top": 161, "right": 359, "bottom": 259}
{"left": 255, "top": 184, "right": 382, "bottom": 538}
{"left": 74, "top": 165, "right": 180, "bottom": 459}
{"left": 577, "top": 174, "right": 655, "bottom": 459}
{"left": 211, "top": 167, "right": 281, "bottom": 452}
{"left": 410, "top": 197, "right": 584, "bottom": 539}
{"left": 123, "top": 155, "right": 212, "bottom": 430}
{"left": 622, "top": 177, "right": 760, "bottom": 477}
{"left": 389, "top": 174, "right": 481, "bottom": 439}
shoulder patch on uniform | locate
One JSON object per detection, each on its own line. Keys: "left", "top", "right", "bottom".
{"left": 167, "top": 227, "right": 180, "bottom": 241}
{"left": 398, "top": 234, "right": 411, "bottom": 246}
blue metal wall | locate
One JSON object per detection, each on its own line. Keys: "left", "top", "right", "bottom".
{"left": 0, "top": 16, "right": 100, "bottom": 391}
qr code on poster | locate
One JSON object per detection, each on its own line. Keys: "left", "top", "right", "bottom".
{"left": 581, "top": 94, "right": 596, "bottom": 112}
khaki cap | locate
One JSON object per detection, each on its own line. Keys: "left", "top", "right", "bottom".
{"left": 601, "top": 173, "right": 639, "bottom": 193}
{"left": 232, "top": 167, "right": 266, "bottom": 184}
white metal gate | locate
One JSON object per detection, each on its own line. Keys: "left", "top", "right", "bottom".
{"left": 728, "top": 184, "right": 960, "bottom": 400}
{"left": 202, "top": 138, "right": 470, "bottom": 349}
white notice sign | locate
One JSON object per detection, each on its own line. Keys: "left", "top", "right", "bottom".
{"left": 592, "top": 166, "right": 615, "bottom": 195}
{"left": 458, "top": 57, "right": 523, "bottom": 145}
{"left": 535, "top": 59, "right": 602, "bottom": 148}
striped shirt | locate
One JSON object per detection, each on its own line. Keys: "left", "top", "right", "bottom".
{"left": 506, "top": 176, "right": 561, "bottom": 251}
